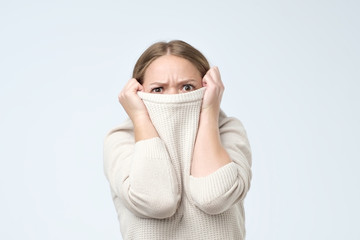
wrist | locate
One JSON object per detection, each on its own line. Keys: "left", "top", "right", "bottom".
{"left": 132, "top": 113, "right": 152, "bottom": 126}
{"left": 200, "top": 107, "right": 220, "bottom": 124}
{"left": 132, "top": 114, "right": 159, "bottom": 142}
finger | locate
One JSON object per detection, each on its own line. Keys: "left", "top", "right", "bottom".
{"left": 119, "top": 78, "right": 139, "bottom": 100}
{"left": 202, "top": 74, "right": 210, "bottom": 87}
{"left": 209, "top": 67, "right": 224, "bottom": 88}
{"left": 127, "top": 79, "right": 142, "bottom": 93}
{"left": 137, "top": 83, "right": 144, "bottom": 92}
{"left": 208, "top": 67, "right": 219, "bottom": 80}
{"left": 204, "top": 71, "right": 216, "bottom": 86}
{"left": 121, "top": 79, "right": 134, "bottom": 94}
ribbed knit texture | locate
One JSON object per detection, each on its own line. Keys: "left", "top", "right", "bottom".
{"left": 103, "top": 87, "right": 252, "bottom": 240}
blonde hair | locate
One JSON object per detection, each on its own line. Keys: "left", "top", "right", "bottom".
{"left": 133, "top": 40, "right": 210, "bottom": 84}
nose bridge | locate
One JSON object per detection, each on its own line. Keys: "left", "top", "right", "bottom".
{"left": 165, "top": 78, "right": 178, "bottom": 94}
{"left": 167, "top": 87, "right": 177, "bottom": 94}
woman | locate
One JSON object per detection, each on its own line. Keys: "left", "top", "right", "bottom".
{"left": 103, "top": 40, "right": 252, "bottom": 240}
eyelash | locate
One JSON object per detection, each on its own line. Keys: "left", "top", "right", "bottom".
{"left": 150, "top": 84, "right": 195, "bottom": 93}
{"left": 151, "top": 87, "right": 163, "bottom": 93}
{"left": 182, "top": 84, "right": 195, "bottom": 91}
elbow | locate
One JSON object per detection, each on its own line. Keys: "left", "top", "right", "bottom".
{"left": 191, "top": 182, "right": 240, "bottom": 215}
{"left": 194, "top": 179, "right": 250, "bottom": 215}
{"left": 189, "top": 163, "right": 251, "bottom": 215}
{"left": 194, "top": 201, "right": 230, "bottom": 215}
{"left": 147, "top": 194, "right": 180, "bottom": 219}
{"left": 128, "top": 188, "right": 180, "bottom": 219}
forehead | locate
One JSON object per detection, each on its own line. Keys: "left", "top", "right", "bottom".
{"left": 144, "top": 55, "right": 201, "bottom": 79}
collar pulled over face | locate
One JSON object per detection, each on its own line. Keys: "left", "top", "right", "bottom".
{"left": 137, "top": 87, "right": 205, "bottom": 142}
{"left": 137, "top": 87, "right": 206, "bottom": 179}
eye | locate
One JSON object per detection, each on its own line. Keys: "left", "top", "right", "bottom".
{"left": 182, "top": 84, "right": 195, "bottom": 92}
{"left": 151, "top": 87, "right": 163, "bottom": 93}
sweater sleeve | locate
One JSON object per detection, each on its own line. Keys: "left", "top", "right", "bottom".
{"left": 103, "top": 121, "right": 181, "bottom": 219}
{"left": 189, "top": 115, "right": 252, "bottom": 215}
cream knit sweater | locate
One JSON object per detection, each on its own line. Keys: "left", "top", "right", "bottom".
{"left": 103, "top": 88, "right": 252, "bottom": 240}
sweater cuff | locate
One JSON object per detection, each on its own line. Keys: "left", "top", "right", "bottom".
{"left": 189, "top": 162, "right": 238, "bottom": 205}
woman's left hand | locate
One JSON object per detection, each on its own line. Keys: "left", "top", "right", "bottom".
{"left": 201, "top": 66, "right": 224, "bottom": 118}
{"left": 192, "top": 66, "right": 231, "bottom": 178}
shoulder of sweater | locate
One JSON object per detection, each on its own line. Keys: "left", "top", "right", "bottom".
{"left": 219, "top": 109, "right": 248, "bottom": 136}
{"left": 103, "top": 118, "right": 134, "bottom": 144}
{"left": 219, "top": 109, "right": 252, "bottom": 162}
{"left": 219, "top": 108, "right": 243, "bottom": 127}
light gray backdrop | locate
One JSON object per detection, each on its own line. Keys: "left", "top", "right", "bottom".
{"left": 1, "top": 0, "right": 359, "bottom": 239}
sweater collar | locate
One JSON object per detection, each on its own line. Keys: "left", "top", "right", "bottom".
{"left": 137, "top": 87, "right": 206, "bottom": 104}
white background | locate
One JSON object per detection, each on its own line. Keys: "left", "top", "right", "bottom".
{"left": 1, "top": 0, "right": 359, "bottom": 239}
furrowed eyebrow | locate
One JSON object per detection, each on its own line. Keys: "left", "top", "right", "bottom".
{"left": 148, "top": 82, "right": 168, "bottom": 86}
{"left": 148, "top": 79, "right": 198, "bottom": 86}
{"left": 178, "top": 79, "right": 197, "bottom": 84}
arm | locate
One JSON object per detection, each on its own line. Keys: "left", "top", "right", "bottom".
{"left": 189, "top": 68, "right": 252, "bottom": 215}
{"left": 190, "top": 109, "right": 231, "bottom": 177}
{"left": 191, "top": 66, "right": 229, "bottom": 177}
{"left": 103, "top": 78, "right": 180, "bottom": 219}
{"left": 103, "top": 127, "right": 180, "bottom": 219}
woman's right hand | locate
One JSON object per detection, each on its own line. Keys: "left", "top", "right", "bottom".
{"left": 118, "top": 78, "right": 159, "bottom": 141}
{"left": 118, "top": 78, "right": 149, "bottom": 122}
